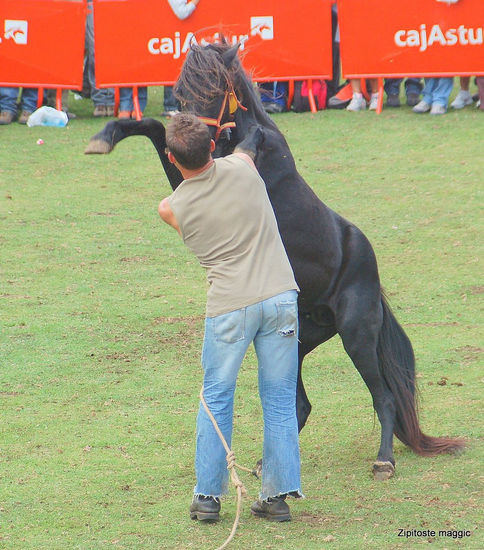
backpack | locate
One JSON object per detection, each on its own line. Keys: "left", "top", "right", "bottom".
{"left": 292, "top": 80, "right": 327, "bottom": 112}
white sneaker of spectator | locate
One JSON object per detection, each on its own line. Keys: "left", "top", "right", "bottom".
{"left": 430, "top": 104, "right": 447, "bottom": 116}
{"left": 451, "top": 90, "right": 473, "bottom": 109}
{"left": 346, "top": 94, "right": 366, "bottom": 112}
{"left": 368, "top": 93, "right": 379, "bottom": 111}
{"left": 412, "top": 100, "right": 431, "bottom": 114}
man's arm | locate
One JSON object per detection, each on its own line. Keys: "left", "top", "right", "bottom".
{"left": 158, "top": 198, "right": 182, "bottom": 236}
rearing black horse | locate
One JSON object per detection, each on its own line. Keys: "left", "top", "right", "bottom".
{"left": 85, "top": 42, "right": 464, "bottom": 479}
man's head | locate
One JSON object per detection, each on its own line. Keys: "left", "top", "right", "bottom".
{"left": 166, "top": 113, "right": 214, "bottom": 170}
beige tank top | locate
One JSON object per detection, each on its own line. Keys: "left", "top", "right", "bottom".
{"left": 167, "top": 155, "right": 298, "bottom": 317}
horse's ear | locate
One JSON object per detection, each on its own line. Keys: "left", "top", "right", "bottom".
{"left": 221, "top": 44, "right": 240, "bottom": 68}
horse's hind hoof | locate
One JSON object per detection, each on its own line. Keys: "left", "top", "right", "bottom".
{"left": 372, "top": 461, "right": 395, "bottom": 481}
{"left": 84, "top": 139, "right": 112, "bottom": 154}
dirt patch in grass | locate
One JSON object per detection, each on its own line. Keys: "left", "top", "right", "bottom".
{"left": 453, "top": 345, "right": 483, "bottom": 364}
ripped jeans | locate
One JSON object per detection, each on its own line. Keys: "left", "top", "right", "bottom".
{"left": 194, "top": 290, "right": 302, "bottom": 501}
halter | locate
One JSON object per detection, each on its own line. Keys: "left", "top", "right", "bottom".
{"left": 197, "top": 85, "right": 247, "bottom": 141}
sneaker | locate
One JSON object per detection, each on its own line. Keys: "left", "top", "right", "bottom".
{"left": 263, "top": 102, "right": 284, "bottom": 114}
{"left": 430, "top": 104, "right": 447, "bottom": 115}
{"left": 327, "top": 82, "right": 353, "bottom": 109}
{"left": 18, "top": 110, "right": 33, "bottom": 124}
{"left": 386, "top": 94, "right": 400, "bottom": 108}
{"left": 189, "top": 495, "right": 220, "bottom": 522}
{"left": 368, "top": 93, "right": 379, "bottom": 111}
{"left": 130, "top": 110, "right": 143, "bottom": 119}
{"left": 406, "top": 93, "right": 420, "bottom": 107}
{"left": 450, "top": 90, "right": 473, "bottom": 109}
{"left": 93, "top": 105, "right": 107, "bottom": 117}
{"left": 412, "top": 100, "right": 431, "bottom": 114}
{"left": 250, "top": 496, "right": 291, "bottom": 522}
{"left": 161, "top": 109, "right": 180, "bottom": 118}
{"left": 0, "top": 110, "right": 15, "bottom": 125}
{"left": 118, "top": 110, "right": 131, "bottom": 119}
{"left": 346, "top": 94, "right": 366, "bottom": 112}
{"left": 105, "top": 105, "right": 115, "bottom": 117}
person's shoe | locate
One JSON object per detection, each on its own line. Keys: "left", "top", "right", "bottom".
{"left": 412, "top": 100, "right": 431, "bottom": 114}
{"left": 251, "top": 496, "right": 291, "bottom": 522}
{"left": 131, "top": 110, "right": 143, "bottom": 119}
{"left": 450, "top": 90, "right": 473, "bottom": 109}
{"left": 346, "top": 94, "right": 366, "bottom": 112}
{"left": 189, "top": 496, "right": 221, "bottom": 522}
{"left": 0, "top": 110, "right": 15, "bottom": 125}
{"left": 161, "top": 109, "right": 180, "bottom": 118}
{"left": 368, "top": 93, "right": 379, "bottom": 111}
{"left": 263, "top": 102, "right": 284, "bottom": 114}
{"left": 93, "top": 105, "right": 107, "bottom": 117}
{"left": 406, "top": 93, "right": 420, "bottom": 107}
{"left": 430, "top": 103, "right": 447, "bottom": 115}
{"left": 118, "top": 110, "right": 131, "bottom": 119}
{"left": 327, "top": 82, "right": 353, "bottom": 109}
{"left": 386, "top": 94, "right": 400, "bottom": 107}
{"left": 105, "top": 105, "right": 115, "bottom": 117}
{"left": 18, "top": 110, "right": 33, "bottom": 124}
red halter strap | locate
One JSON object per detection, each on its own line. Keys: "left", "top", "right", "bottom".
{"left": 197, "top": 85, "right": 247, "bottom": 141}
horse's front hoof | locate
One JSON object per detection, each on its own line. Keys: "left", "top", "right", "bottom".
{"left": 84, "top": 139, "right": 112, "bottom": 154}
{"left": 372, "top": 460, "right": 395, "bottom": 481}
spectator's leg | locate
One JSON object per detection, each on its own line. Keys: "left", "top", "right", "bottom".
{"left": 384, "top": 78, "right": 402, "bottom": 107}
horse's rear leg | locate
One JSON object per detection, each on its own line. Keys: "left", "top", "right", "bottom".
{"left": 337, "top": 297, "right": 396, "bottom": 480}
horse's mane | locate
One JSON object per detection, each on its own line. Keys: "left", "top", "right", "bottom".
{"left": 174, "top": 41, "right": 278, "bottom": 130}
{"left": 174, "top": 43, "right": 233, "bottom": 108}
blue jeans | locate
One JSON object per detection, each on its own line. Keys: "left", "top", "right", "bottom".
{"left": 163, "top": 86, "right": 180, "bottom": 111}
{"left": 384, "top": 78, "right": 422, "bottom": 97}
{"left": 85, "top": 1, "right": 114, "bottom": 106}
{"left": 422, "top": 78, "right": 454, "bottom": 107}
{"left": 119, "top": 87, "right": 148, "bottom": 112}
{"left": 195, "top": 290, "right": 302, "bottom": 501}
{"left": 0, "top": 87, "right": 41, "bottom": 114}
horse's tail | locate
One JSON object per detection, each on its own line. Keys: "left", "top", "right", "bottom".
{"left": 377, "top": 293, "right": 465, "bottom": 456}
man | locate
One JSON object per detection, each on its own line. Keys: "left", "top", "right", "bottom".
{"left": 158, "top": 114, "right": 303, "bottom": 522}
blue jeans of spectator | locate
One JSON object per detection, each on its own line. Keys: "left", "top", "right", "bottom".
{"left": 163, "top": 86, "right": 180, "bottom": 111}
{"left": 194, "top": 290, "right": 302, "bottom": 501}
{"left": 422, "top": 78, "right": 454, "bottom": 108}
{"left": 119, "top": 87, "right": 148, "bottom": 112}
{"left": 0, "top": 87, "right": 41, "bottom": 114}
{"left": 85, "top": 1, "right": 114, "bottom": 107}
{"left": 384, "top": 78, "right": 422, "bottom": 97}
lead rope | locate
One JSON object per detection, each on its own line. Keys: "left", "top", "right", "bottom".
{"left": 199, "top": 386, "right": 255, "bottom": 550}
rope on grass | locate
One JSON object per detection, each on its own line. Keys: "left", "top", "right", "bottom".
{"left": 199, "top": 386, "right": 254, "bottom": 550}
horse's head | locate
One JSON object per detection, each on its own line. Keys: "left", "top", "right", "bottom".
{"left": 174, "top": 41, "right": 252, "bottom": 155}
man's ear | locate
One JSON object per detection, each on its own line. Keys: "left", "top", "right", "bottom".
{"left": 210, "top": 139, "right": 216, "bottom": 152}
{"left": 168, "top": 151, "right": 176, "bottom": 164}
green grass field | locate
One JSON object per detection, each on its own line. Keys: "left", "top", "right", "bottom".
{"left": 1, "top": 86, "right": 483, "bottom": 549}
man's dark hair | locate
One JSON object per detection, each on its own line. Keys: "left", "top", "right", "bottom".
{"left": 166, "top": 113, "right": 212, "bottom": 170}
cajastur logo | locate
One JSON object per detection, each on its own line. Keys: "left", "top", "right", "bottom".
{"left": 250, "top": 16, "right": 274, "bottom": 40}
{"left": 4, "top": 20, "right": 28, "bottom": 44}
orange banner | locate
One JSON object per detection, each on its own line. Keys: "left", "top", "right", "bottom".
{"left": 338, "top": 0, "right": 484, "bottom": 78}
{"left": 93, "top": 0, "right": 333, "bottom": 87}
{"left": 0, "top": 0, "right": 86, "bottom": 88}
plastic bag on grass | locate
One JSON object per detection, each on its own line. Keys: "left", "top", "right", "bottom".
{"left": 27, "top": 106, "right": 68, "bottom": 127}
